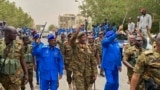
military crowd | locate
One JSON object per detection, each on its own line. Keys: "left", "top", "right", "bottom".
{"left": 0, "top": 8, "right": 160, "bottom": 90}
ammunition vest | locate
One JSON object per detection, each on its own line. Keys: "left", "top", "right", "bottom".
{"left": 0, "top": 41, "right": 20, "bottom": 75}
{"left": 24, "top": 45, "right": 33, "bottom": 63}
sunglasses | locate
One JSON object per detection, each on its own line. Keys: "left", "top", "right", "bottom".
{"left": 136, "top": 40, "right": 143, "bottom": 42}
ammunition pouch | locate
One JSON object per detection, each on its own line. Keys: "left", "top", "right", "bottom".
{"left": 25, "top": 53, "right": 32, "bottom": 63}
{"left": 0, "top": 58, "right": 20, "bottom": 75}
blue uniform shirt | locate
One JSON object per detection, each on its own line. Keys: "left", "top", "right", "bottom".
{"left": 101, "top": 33, "right": 122, "bottom": 70}
{"left": 33, "top": 44, "right": 64, "bottom": 80}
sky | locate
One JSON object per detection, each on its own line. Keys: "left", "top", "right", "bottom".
{"left": 8, "top": 0, "right": 83, "bottom": 27}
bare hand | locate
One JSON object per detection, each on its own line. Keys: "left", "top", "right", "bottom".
{"left": 36, "top": 38, "right": 41, "bottom": 44}
{"left": 59, "top": 75, "right": 63, "bottom": 80}
{"left": 135, "top": 28, "right": 140, "bottom": 34}
{"left": 24, "top": 74, "right": 29, "bottom": 84}
{"left": 119, "top": 67, "right": 122, "bottom": 72}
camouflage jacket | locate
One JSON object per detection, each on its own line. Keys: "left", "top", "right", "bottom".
{"left": 134, "top": 50, "right": 160, "bottom": 89}
{"left": 87, "top": 43, "right": 98, "bottom": 76}
{"left": 123, "top": 46, "right": 144, "bottom": 67}
{"left": 63, "top": 40, "right": 73, "bottom": 64}
{"left": 0, "top": 39, "right": 24, "bottom": 83}
{"left": 70, "top": 33, "right": 91, "bottom": 75}
{"left": 94, "top": 37, "right": 103, "bottom": 57}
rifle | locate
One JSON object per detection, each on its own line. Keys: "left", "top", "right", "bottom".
{"left": 122, "top": 11, "right": 128, "bottom": 25}
{"left": 40, "top": 22, "right": 47, "bottom": 38}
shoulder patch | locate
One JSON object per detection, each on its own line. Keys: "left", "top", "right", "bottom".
{"left": 144, "top": 50, "right": 153, "bottom": 55}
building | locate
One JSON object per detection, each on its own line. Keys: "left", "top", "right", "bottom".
{"left": 58, "top": 14, "right": 76, "bottom": 28}
{"left": 58, "top": 14, "right": 87, "bottom": 28}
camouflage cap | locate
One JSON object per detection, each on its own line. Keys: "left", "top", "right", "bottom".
{"left": 77, "top": 32, "right": 85, "bottom": 38}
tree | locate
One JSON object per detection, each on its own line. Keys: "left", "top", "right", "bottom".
{"left": 48, "top": 24, "right": 57, "bottom": 31}
{"left": 0, "top": 0, "right": 34, "bottom": 28}
{"left": 80, "top": 0, "right": 160, "bottom": 33}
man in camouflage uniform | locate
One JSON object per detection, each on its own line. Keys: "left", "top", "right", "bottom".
{"left": 0, "top": 26, "right": 28, "bottom": 90}
{"left": 94, "top": 31, "right": 104, "bottom": 77}
{"left": 63, "top": 33, "right": 73, "bottom": 90}
{"left": 130, "top": 33, "right": 160, "bottom": 90}
{"left": 70, "top": 25, "right": 93, "bottom": 90}
{"left": 87, "top": 35, "right": 98, "bottom": 90}
{"left": 21, "top": 36, "right": 34, "bottom": 90}
{"left": 57, "top": 33, "right": 66, "bottom": 52}
{"left": 123, "top": 36, "right": 145, "bottom": 84}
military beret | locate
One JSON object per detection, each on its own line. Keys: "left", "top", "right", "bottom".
{"left": 48, "top": 34, "right": 55, "bottom": 40}
{"left": 77, "top": 32, "right": 85, "bottom": 38}
{"left": 33, "top": 33, "right": 39, "bottom": 39}
{"left": 105, "top": 30, "right": 114, "bottom": 37}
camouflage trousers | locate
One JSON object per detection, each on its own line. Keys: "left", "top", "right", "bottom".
{"left": 127, "top": 68, "right": 134, "bottom": 82}
{"left": 73, "top": 70, "right": 90, "bottom": 90}
{"left": 0, "top": 74, "right": 21, "bottom": 90}
{"left": 21, "top": 63, "right": 33, "bottom": 90}
{"left": 65, "top": 63, "right": 73, "bottom": 84}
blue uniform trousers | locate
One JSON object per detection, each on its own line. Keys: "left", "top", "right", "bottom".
{"left": 104, "top": 68, "right": 119, "bottom": 90}
{"left": 40, "top": 79, "right": 58, "bottom": 90}
{"left": 36, "top": 61, "right": 40, "bottom": 84}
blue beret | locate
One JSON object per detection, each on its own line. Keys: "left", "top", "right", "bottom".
{"left": 48, "top": 34, "right": 55, "bottom": 40}
{"left": 105, "top": 30, "right": 114, "bottom": 37}
{"left": 33, "top": 33, "right": 40, "bottom": 39}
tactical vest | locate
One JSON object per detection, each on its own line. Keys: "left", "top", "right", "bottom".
{"left": 0, "top": 41, "right": 20, "bottom": 75}
{"left": 24, "top": 45, "right": 33, "bottom": 63}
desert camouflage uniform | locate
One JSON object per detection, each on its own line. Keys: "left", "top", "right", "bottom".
{"left": 94, "top": 37, "right": 104, "bottom": 75}
{"left": 87, "top": 43, "right": 98, "bottom": 89}
{"left": 123, "top": 45, "right": 144, "bottom": 82}
{"left": 0, "top": 40, "right": 24, "bottom": 90}
{"left": 63, "top": 40, "right": 73, "bottom": 84}
{"left": 134, "top": 50, "right": 160, "bottom": 90}
{"left": 70, "top": 34, "right": 91, "bottom": 90}
{"left": 57, "top": 39, "right": 65, "bottom": 53}
{"left": 21, "top": 44, "right": 33, "bottom": 90}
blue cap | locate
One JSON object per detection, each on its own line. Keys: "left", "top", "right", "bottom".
{"left": 105, "top": 30, "right": 114, "bottom": 37}
{"left": 33, "top": 33, "right": 40, "bottom": 39}
{"left": 48, "top": 34, "right": 55, "bottom": 40}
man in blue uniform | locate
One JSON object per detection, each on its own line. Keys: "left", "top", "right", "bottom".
{"left": 32, "top": 33, "right": 43, "bottom": 85}
{"left": 101, "top": 25, "right": 123, "bottom": 90}
{"left": 32, "top": 34, "right": 64, "bottom": 90}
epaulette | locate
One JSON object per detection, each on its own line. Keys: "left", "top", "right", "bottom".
{"left": 143, "top": 50, "right": 153, "bottom": 55}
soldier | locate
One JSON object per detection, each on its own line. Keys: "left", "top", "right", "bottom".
{"left": 57, "top": 33, "right": 66, "bottom": 52}
{"left": 94, "top": 31, "right": 104, "bottom": 77}
{"left": 123, "top": 36, "right": 145, "bottom": 84}
{"left": 31, "top": 33, "right": 43, "bottom": 85}
{"left": 87, "top": 35, "right": 98, "bottom": 90}
{"left": 21, "top": 36, "right": 34, "bottom": 90}
{"left": 63, "top": 33, "right": 73, "bottom": 90}
{"left": 0, "top": 26, "right": 28, "bottom": 90}
{"left": 70, "top": 25, "right": 92, "bottom": 90}
{"left": 130, "top": 33, "right": 160, "bottom": 90}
